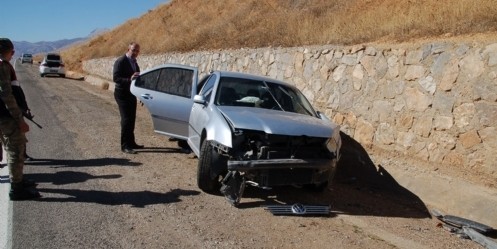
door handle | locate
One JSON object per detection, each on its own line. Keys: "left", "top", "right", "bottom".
{"left": 141, "top": 94, "right": 153, "bottom": 100}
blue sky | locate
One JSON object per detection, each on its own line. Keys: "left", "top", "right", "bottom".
{"left": 3, "top": 0, "right": 169, "bottom": 43}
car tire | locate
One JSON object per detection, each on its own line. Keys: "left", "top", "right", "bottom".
{"left": 197, "top": 140, "right": 224, "bottom": 194}
{"left": 40, "top": 74, "right": 44, "bottom": 77}
{"left": 60, "top": 74, "right": 65, "bottom": 78}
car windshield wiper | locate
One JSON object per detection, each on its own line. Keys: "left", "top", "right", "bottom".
{"left": 276, "top": 85, "right": 313, "bottom": 116}
{"left": 261, "top": 82, "right": 285, "bottom": 111}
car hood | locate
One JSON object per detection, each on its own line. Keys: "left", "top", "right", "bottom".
{"left": 217, "top": 106, "right": 336, "bottom": 138}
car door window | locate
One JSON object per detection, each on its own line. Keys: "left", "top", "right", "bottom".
{"left": 156, "top": 68, "right": 194, "bottom": 98}
{"left": 135, "top": 69, "right": 160, "bottom": 90}
{"left": 196, "top": 75, "right": 209, "bottom": 94}
{"left": 199, "top": 74, "right": 217, "bottom": 103}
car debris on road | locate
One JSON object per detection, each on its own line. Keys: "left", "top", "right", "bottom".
{"left": 431, "top": 209, "right": 497, "bottom": 249}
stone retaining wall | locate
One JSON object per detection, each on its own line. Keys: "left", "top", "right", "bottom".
{"left": 83, "top": 42, "right": 497, "bottom": 180}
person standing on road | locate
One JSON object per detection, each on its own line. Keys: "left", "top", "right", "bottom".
{"left": 10, "top": 59, "right": 34, "bottom": 161}
{"left": 113, "top": 42, "right": 144, "bottom": 154}
{"left": 0, "top": 64, "right": 34, "bottom": 165}
{"left": 0, "top": 38, "right": 39, "bottom": 200}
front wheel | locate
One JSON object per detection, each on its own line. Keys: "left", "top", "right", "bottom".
{"left": 197, "top": 140, "right": 225, "bottom": 194}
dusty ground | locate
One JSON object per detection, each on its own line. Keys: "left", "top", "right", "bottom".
{"left": 24, "top": 63, "right": 492, "bottom": 248}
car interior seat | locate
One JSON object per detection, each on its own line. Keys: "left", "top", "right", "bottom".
{"left": 260, "top": 91, "right": 278, "bottom": 109}
{"left": 246, "top": 89, "right": 260, "bottom": 98}
{"left": 217, "top": 87, "right": 238, "bottom": 106}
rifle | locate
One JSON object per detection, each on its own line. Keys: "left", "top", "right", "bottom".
{"left": 23, "top": 113, "right": 43, "bottom": 129}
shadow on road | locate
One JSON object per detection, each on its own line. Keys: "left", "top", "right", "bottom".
{"left": 134, "top": 147, "right": 192, "bottom": 154}
{"left": 25, "top": 157, "right": 142, "bottom": 168}
{"left": 17, "top": 156, "right": 201, "bottom": 207}
{"left": 237, "top": 132, "right": 431, "bottom": 219}
{"left": 25, "top": 171, "right": 121, "bottom": 185}
{"left": 34, "top": 188, "right": 200, "bottom": 208}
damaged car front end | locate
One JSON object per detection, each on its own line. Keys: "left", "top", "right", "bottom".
{"left": 215, "top": 123, "right": 341, "bottom": 205}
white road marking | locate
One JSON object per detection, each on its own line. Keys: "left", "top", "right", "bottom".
{"left": 0, "top": 150, "right": 13, "bottom": 249}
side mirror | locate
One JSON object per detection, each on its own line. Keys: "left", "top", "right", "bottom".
{"left": 317, "top": 111, "right": 330, "bottom": 121}
{"left": 193, "top": 95, "right": 206, "bottom": 105}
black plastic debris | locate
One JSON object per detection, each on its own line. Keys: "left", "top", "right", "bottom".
{"left": 431, "top": 209, "right": 497, "bottom": 249}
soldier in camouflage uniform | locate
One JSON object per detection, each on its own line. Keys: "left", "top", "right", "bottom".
{"left": 0, "top": 38, "right": 39, "bottom": 200}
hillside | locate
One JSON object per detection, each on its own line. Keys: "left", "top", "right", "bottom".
{"left": 61, "top": 0, "right": 497, "bottom": 72}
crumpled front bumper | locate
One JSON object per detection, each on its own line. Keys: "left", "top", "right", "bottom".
{"left": 227, "top": 158, "right": 332, "bottom": 171}
{"left": 227, "top": 158, "right": 336, "bottom": 186}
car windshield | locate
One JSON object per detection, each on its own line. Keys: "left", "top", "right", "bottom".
{"left": 215, "top": 76, "right": 316, "bottom": 116}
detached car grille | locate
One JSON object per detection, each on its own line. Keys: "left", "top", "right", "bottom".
{"left": 265, "top": 204, "right": 331, "bottom": 215}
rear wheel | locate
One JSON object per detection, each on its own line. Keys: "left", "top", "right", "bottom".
{"left": 60, "top": 74, "right": 65, "bottom": 78}
{"left": 197, "top": 140, "right": 225, "bottom": 194}
{"left": 40, "top": 73, "right": 44, "bottom": 77}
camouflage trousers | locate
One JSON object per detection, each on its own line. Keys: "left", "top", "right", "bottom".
{"left": 0, "top": 117, "right": 26, "bottom": 184}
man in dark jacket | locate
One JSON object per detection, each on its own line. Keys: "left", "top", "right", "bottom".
{"left": 113, "top": 42, "right": 144, "bottom": 154}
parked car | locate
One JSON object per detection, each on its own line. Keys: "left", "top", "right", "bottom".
{"left": 39, "top": 53, "right": 65, "bottom": 77}
{"left": 131, "top": 64, "right": 342, "bottom": 205}
{"left": 20, "top": 53, "right": 33, "bottom": 64}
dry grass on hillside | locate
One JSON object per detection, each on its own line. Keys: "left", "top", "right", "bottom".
{"left": 61, "top": 0, "right": 497, "bottom": 72}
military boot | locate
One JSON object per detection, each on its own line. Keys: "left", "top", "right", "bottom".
{"left": 22, "top": 178, "right": 37, "bottom": 187}
{"left": 9, "top": 182, "right": 41, "bottom": 201}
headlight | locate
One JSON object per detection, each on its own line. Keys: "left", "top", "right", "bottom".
{"left": 326, "top": 126, "right": 342, "bottom": 159}
{"left": 211, "top": 140, "right": 230, "bottom": 153}
{"left": 233, "top": 129, "right": 244, "bottom": 136}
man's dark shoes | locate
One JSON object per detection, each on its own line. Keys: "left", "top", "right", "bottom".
{"left": 130, "top": 144, "right": 144, "bottom": 149}
{"left": 122, "top": 148, "right": 137, "bottom": 154}
{"left": 22, "top": 178, "right": 38, "bottom": 187}
{"left": 9, "top": 183, "right": 41, "bottom": 201}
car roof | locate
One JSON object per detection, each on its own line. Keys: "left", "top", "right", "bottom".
{"left": 215, "top": 70, "right": 293, "bottom": 87}
{"left": 139, "top": 64, "right": 294, "bottom": 88}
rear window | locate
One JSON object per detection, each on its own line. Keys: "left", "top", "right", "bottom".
{"left": 46, "top": 54, "right": 61, "bottom": 60}
{"left": 23, "top": 54, "right": 32, "bottom": 57}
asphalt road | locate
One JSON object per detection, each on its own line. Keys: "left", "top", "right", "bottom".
{"left": 1, "top": 62, "right": 128, "bottom": 248}
{"left": 0, "top": 61, "right": 483, "bottom": 249}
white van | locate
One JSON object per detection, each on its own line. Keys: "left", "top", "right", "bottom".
{"left": 21, "top": 53, "right": 33, "bottom": 64}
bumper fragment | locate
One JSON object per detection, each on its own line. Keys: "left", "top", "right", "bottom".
{"left": 227, "top": 158, "right": 332, "bottom": 171}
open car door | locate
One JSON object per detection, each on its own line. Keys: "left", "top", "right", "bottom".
{"left": 131, "top": 64, "right": 198, "bottom": 140}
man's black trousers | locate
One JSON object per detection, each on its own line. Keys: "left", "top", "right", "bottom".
{"left": 114, "top": 88, "right": 137, "bottom": 150}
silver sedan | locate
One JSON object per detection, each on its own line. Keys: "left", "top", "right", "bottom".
{"left": 131, "top": 64, "right": 341, "bottom": 205}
